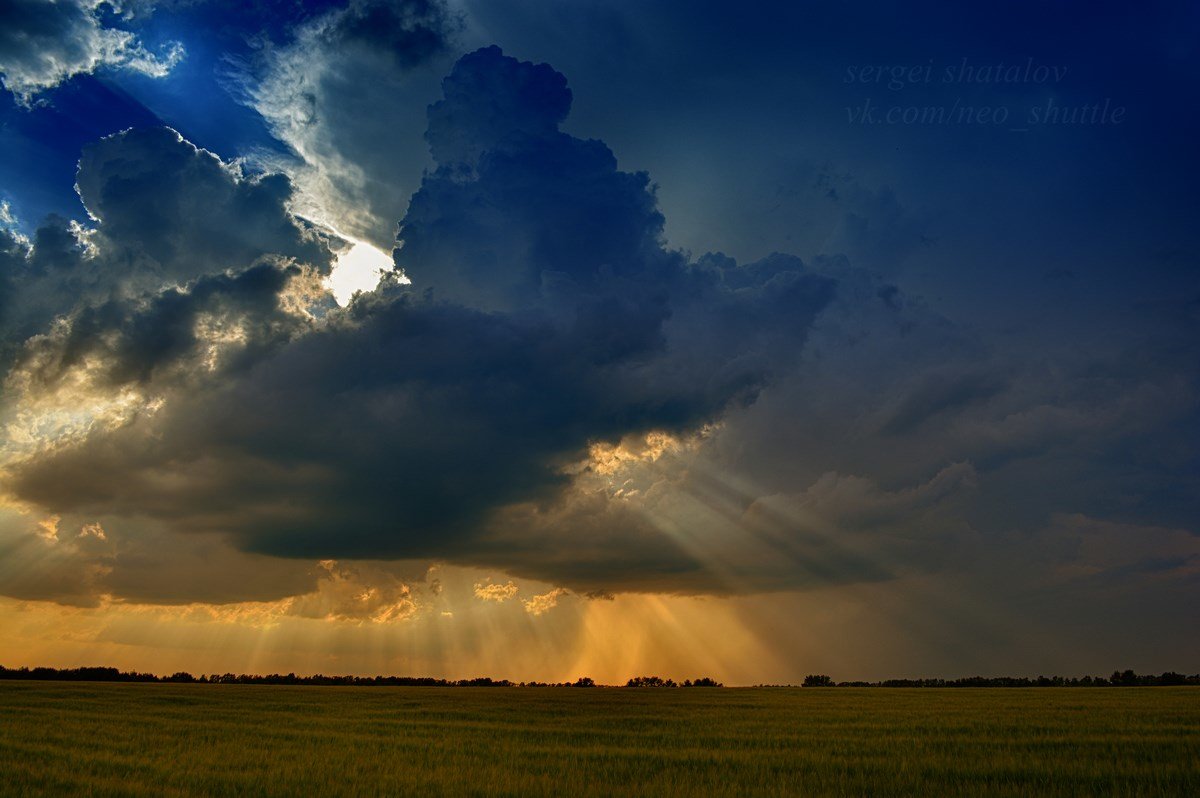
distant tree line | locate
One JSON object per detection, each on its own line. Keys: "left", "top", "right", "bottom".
{"left": 0, "top": 666, "right": 721, "bottom": 688}
{"left": 624, "top": 676, "right": 723, "bottom": 687}
{"left": 0, "top": 666, "right": 519, "bottom": 687}
{"left": 2, "top": 665, "right": 1195, "bottom": 687}
{"left": 801, "top": 670, "right": 1200, "bottom": 687}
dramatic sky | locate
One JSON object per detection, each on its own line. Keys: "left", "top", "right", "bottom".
{"left": 0, "top": 0, "right": 1197, "bottom": 683}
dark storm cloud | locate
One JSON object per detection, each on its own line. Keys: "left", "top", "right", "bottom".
{"left": 0, "top": 126, "right": 337, "bottom": 378}
{"left": 3, "top": 39, "right": 1197, "bottom": 610}
{"left": 18, "top": 261, "right": 308, "bottom": 390}
{"left": 76, "top": 127, "right": 335, "bottom": 283}
{"left": 0, "top": 228, "right": 24, "bottom": 342}
{"left": 709, "top": 257, "right": 1200, "bottom": 551}
{"left": 328, "top": 0, "right": 456, "bottom": 68}
{"left": 876, "top": 370, "right": 1009, "bottom": 436}
{"left": 422, "top": 45, "right": 570, "bottom": 169}
{"left": 3, "top": 47, "right": 838, "bottom": 595}
{"left": 0, "top": 122, "right": 340, "bottom": 607}
{"left": 0, "top": 216, "right": 94, "bottom": 372}
{"left": 458, "top": 463, "right": 980, "bottom": 595}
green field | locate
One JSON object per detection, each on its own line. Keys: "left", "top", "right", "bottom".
{"left": 0, "top": 683, "right": 1197, "bottom": 796}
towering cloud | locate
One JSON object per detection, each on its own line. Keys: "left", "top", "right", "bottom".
{"left": 1, "top": 47, "right": 836, "bottom": 601}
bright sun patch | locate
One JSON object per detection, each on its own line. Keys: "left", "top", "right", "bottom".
{"left": 326, "top": 242, "right": 394, "bottom": 306}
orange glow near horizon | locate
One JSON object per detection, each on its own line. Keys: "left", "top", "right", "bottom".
{"left": 0, "top": 575, "right": 799, "bottom": 684}
{"left": 0, "top": 562, "right": 1058, "bottom": 686}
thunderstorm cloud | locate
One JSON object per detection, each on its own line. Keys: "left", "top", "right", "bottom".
{"left": 0, "top": 1, "right": 1196, "bottom": 681}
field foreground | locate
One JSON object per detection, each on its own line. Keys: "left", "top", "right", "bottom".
{"left": 0, "top": 683, "right": 1197, "bottom": 796}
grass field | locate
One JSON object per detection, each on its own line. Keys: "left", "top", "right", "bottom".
{"left": 0, "top": 682, "right": 1197, "bottom": 796}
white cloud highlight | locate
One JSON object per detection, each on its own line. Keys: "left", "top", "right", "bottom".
{"left": 0, "top": 0, "right": 183, "bottom": 104}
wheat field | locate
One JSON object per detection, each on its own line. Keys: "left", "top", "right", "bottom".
{"left": 0, "top": 682, "right": 1197, "bottom": 796}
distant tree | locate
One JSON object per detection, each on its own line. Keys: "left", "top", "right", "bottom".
{"left": 573, "top": 677, "right": 595, "bottom": 687}
{"left": 1111, "top": 669, "right": 1138, "bottom": 687}
{"left": 684, "top": 677, "right": 723, "bottom": 687}
{"left": 626, "top": 676, "right": 675, "bottom": 688}
{"left": 803, "top": 674, "right": 834, "bottom": 687}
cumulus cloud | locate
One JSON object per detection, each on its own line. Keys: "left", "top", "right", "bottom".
{"left": 75, "top": 127, "right": 336, "bottom": 282}
{"left": 0, "top": 127, "right": 338, "bottom": 384}
{"left": 235, "top": 0, "right": 459, "bottom": 247}
{"left": 0, "top": 0, "right": 183, "bottom": 104}
{"left": 0, "top": 47, "right": 837, "bottom": 598}
{"left": 473, "top": 580, "right": 517, "bottom": 602}
{"left": 522, "top": 588, "right": 567, "bottom": 616}
{"left": 288, "top": 560, "right": 418, "bottom": 623}
{"left": 0, "top": 127, "right": 344, "bottom": 613}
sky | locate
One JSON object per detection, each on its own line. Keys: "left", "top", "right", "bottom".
{"left": 0, "top": 0, "right": 1197, "bottom": 684}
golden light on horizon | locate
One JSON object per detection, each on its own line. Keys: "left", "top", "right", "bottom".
{"left": 0, "top": 560, "right": 812, "bottom": 685}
